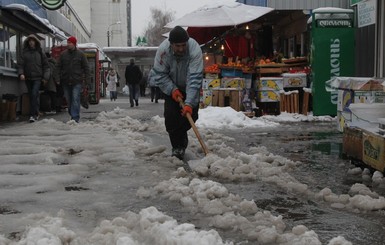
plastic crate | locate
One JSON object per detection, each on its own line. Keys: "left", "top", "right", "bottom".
{"left": 221, "top": 68, "right": 243, "bottom": 77}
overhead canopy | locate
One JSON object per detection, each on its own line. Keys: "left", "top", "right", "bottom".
{"left": 165, "top": 2, "right": 273, "bottom": 28}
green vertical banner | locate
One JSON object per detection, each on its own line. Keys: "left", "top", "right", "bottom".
{"left": 311, "top": 9, "right": 355, "bottom": 116}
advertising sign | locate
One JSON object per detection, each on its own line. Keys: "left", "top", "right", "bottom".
{"left": 357, "top": 0, "right": 376, "bottom": 28}
{"left": 38, "top": 0, "right": 67, "bottom": 10}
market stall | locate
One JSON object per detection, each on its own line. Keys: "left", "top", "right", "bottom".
{"left": 166, "top": 2, "right": 312, "bottom": 116}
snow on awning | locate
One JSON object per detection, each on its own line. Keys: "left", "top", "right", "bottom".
{"left": 165, "top": 2, "right": 274, "bottom": 28}
{"left": 2, "top": 4, "right": 57, "bottom": 35}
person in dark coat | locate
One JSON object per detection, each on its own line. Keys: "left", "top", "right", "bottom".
{"left": 55, "top": 36, "right": 90, "bottom": 123}
{"left": 18, "top": 34, "right": 50, "bottom": 123}
{"left": 41, "top": 52, "right": 58, "bottom": 114}
{"left": 124, "top": 58, "right": 142, "bottom": 107}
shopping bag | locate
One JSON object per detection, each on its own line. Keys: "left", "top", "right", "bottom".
{"left": 81, "top": 87, "right": 89, "bottom": 109}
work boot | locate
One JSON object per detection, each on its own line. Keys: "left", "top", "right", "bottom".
{"left": 172, "top": 148, "right": 185, "bottom": 160}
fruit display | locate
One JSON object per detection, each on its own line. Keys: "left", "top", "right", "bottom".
{"left": 204, "top": 64, "right": 220, "bottom": 73}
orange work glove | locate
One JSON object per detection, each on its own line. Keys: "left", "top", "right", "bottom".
{"left": 171, "top": 89, "right": 184, "bottom": 102}
{"left": 181, "top": 104, "right": 192, "bottom": 117}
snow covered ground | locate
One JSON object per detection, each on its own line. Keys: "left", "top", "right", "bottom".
{"left": 0, "top": 104, "right": 384, "bottom": 244}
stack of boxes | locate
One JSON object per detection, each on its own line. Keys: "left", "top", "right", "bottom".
{"left": 256, "top": 77, "right": 283, "bottom": 102}
{"left": 255, "top": 77, "right": 283, "bottom": 115}
{"left": 200, "top": 72, "right": 220, "bottom": 109}
{"left": 336, "top": 78, "right": 385, "bottom": 132}
{"left": 200, "top": 68, "right": 248, "bottom": 111}
{"left": 338, "top": 77, "right": 385, "bottom": 173}
{"left": 281, "top": 72, "right": 307, "bottom": 114}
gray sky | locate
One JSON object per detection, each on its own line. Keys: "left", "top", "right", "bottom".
{"left": 131, "top": 0, "right": 236, "bottom": 39}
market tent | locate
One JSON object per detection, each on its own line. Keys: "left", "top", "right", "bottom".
{"left": 165, "top": 2, "right": 273, "bottom": 28}
{"left": 165, "top": 2, "right": 274, "bottom": 57}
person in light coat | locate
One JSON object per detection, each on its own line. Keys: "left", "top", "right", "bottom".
{"left": 152, "top": 26, "right": 203, "bottom": 160}
{"left": 106, "top": 68, "right": 118, "bottom": 101}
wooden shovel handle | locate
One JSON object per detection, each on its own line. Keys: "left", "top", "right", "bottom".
{"left": 179, "top": 100, "right": 209, "bottom": 155}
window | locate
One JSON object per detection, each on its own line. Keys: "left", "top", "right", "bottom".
{"left": 0, "top": 23, "right": 20, "bottom": 69}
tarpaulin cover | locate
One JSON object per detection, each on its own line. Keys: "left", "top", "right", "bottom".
{"left": 165, "top": 2, "right": 273, "bottom": 28}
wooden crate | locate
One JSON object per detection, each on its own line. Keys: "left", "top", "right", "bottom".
{"left": 342, "top": 127, "right": 363, "bottom": 161}
{"left": 362, "top": 130, "right": 385, "bottom": 172}
{"left": 211, "top": 89, "right": 242, "bottom": 111}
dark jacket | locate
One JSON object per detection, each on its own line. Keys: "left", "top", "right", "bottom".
{"left": 125, "top": 63, "right": 142, "bottom": 85}
{"left": 43, "top": 58, "right": 57, "bottom": 92}
{"left": 55, "top": 47, "right": 90, "bottom": 85}
{"left": 18, "top": 34, "right": 50, "bottom": 81}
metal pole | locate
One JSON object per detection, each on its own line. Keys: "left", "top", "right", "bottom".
{"left": 107, "top": 30, "right": 110, "bottom": 47}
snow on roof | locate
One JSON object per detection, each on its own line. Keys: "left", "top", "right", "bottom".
{"left": 3, "top": 3, "right": 66, "bottom": 39}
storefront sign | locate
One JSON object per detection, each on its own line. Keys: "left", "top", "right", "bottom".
{"left": 357, "top": 0, "right": 376, "bottom": 28}
{"left": 38, "top": 0, "right": 67, "bottom": 10}
{"left": 316, "top": 20, "right": 352, "bottom": 28}
{"left": 351, "top": 0, "right": 364, "bottom": 6}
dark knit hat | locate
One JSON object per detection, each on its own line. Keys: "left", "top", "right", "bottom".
{"left": 169, "top": 26, "right": 189, "bottom": 43}
{"left": 67, "top": 36, "right": 77, "bottom": 46}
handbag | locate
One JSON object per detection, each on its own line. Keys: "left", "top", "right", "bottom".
{"left": 116, "top": 81, "right": 120, "bottom": 87}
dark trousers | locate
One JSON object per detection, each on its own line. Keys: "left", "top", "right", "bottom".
{"left": 25, "top": 79, "right": 40, "bottom": 117}
{"left": 150, "top": 86, "right": 161, "bottom": 102}
{"left": 164, "top": 95, "right": 198, "bottom": 149}
{"left": 128, "top": 84, "right": 139, "bottom": 106}
{"left": 46, "top": 90, "right": 57, "bottom": 111}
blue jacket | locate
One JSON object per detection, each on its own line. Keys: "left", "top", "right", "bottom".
{"left": 153, "top": 38, "right": 203, "bottom": 107}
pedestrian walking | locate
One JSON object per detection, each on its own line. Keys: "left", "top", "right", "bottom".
{"left": 148, "top": 68, "right": 161, "bottom": 103}
{"left": 106, "top": 68, "right": 118, "bottom": 101}
{"left": 152, "top": 26, "right": 203, "bottom": 160}
{"left": 41, "top": 52, "right": 58, "bottom": 115}
{"left": 18, "top": 34, "right": 50, "bottom": 123}
{"left": 54, "top": 36, "right": 90, "bottom": 123}
{"left": 124, "top": 59, "right": 142, "bottom": 107}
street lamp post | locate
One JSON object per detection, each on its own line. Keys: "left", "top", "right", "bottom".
{"left": 107, "top": 21, "right": 121, "bottom": 47}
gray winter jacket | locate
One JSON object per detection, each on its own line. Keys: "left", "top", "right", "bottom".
{"left": 153, "top": 38, "right": 203, "bottom": 107}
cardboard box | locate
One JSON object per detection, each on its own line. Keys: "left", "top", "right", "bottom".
{"left": 282, "top": 73, "right": 307, "bottom": 87}
{"left": 362, "top": 130, "right": 385, "bottom": 172}
{"left": 221, "top": 78, "right": 245, "bottom": 89}
{"left": 257, "top": 90, "right": 281, "bottom": 102}
{"left": 205, "top": 73, "right": 219, "bottom": 79}
{"left": 202, "top": 78, "right": 221, "bottom": 89}
{"left": 354, "top": 91, "right": 385, "bottom": 104}
{"left": 337, "top": 90, "right": 354, "bottom": 112}
{"left": 256, "top": 77, "right": 283, "bottom": 91}
{"left": 200, "top": 89, "right": 213, "bottom": 108}
{"left": 332, "top": 77, "right": 385, "bottom": 91}
{"left": 342, "top": 126, "right": 363, "bottom": 161}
